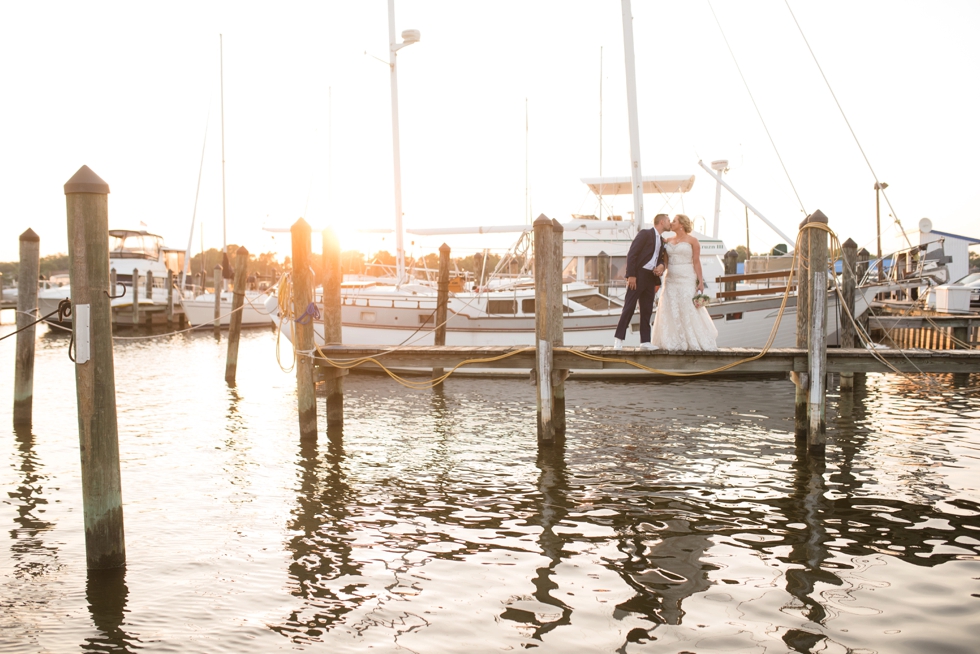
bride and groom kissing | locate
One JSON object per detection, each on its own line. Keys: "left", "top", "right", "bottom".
{"left": 613, "top": 213, "right": 718, "bottom": 351}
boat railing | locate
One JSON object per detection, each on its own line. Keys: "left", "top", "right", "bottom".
{"left": 715, "top": 270, "right": 799, "bottom": 300}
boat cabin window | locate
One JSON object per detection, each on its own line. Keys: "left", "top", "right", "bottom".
{"left": 575, "top": 294, "right": 622, "bottom": 311}
{"left": 109, "top": 231, "right": 162, "bottom": 261}
{"left": 360, "top": 311, "right": 376, "bottom": 323}
{"left": 487, "top": 299, "right": 517, "bottom": 315}
{"left": 521, "top": 298, "right": 534, "bottom": 314}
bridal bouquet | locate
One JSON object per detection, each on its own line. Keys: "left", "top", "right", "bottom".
{"left": 692, "top": 292, "right": 711, "bottom": 309}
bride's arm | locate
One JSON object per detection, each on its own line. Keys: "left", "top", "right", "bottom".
{"left": 692, "top": 240, "right": 705, "bottom": 292}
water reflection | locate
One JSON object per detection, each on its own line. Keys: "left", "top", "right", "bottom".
{"left": 82, "top": 567, "right": 137, "bottom": 653}
{"left": 8, "top": 426, "right": 57, "bottom": 580}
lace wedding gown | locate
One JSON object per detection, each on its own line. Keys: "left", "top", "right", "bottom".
{"left": 649, "top": 241, "right": 719, "bottom": 351}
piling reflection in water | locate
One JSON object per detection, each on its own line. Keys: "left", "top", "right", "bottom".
{"left": 83, "top": 567, "right": 136, "bottom": 652}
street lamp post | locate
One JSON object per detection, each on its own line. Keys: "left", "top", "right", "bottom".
{"left": 389, "top": 0, "right": 420, "bottom": 285}
{"left": 875, "top": 181, "right": 888, "bottom": 281}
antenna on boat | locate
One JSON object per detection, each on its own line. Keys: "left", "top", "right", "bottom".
{"left": 620, "top": 0, "right": 645, "bottom": 230}
{"left": 388, "top": 0, "right": 420, "bottom": 285}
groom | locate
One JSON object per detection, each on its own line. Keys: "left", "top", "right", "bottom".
{"left": 613, "top": 213, "right": 670, "bottom": 350}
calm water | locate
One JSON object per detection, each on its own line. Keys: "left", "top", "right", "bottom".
{"left": 1, "top": 312, "right": 979, "bottom": 653}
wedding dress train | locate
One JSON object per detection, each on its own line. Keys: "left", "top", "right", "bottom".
{"left": 649, "top": 241, "right": 719, "bottom": 351}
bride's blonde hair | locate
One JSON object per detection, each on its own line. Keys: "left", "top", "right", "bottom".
{"left": 675, "top": 214, "right": 693, "bottom": 234}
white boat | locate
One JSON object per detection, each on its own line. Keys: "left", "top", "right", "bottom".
{"left": 37, "top": 229, "right": 184, "bottom": 325}
{"left": 180, "top": 288, "right": 274, "bottom": 327}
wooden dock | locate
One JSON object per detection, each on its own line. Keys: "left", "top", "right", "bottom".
{"left": 314, "top": 345, "right": 980, "bottom": 376}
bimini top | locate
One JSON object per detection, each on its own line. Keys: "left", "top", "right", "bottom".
{"left": 580, "top": 175, "right": 695, "bottom": 196}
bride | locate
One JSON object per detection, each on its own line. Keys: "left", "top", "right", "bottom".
{"left": 649, "top": 214, "right": 718, "bottom": 351}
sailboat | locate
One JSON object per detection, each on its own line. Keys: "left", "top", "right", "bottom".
{"left": 179, "top": 35, "right": 273, "bottom": 328}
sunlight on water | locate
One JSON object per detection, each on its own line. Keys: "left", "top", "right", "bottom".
{"left": 0, "top": 318, "right": 978, "bottom": 653}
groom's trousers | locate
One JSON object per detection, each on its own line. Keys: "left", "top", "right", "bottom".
{"left": 613, "top": 269, "right": 660, "bottom": 343}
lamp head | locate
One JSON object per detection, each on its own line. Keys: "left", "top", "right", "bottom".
{"left": 874, "top": 181, "right": 889, "bottom": 190}
{"left": 401, "top": 29, "right": 420, "bottom": 45}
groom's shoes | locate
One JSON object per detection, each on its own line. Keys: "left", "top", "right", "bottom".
{"left": 640, "top": 342, "right": 659, "bottom": 350}
{"left": 613, "top": 338, "right": 624, "bottom": 351}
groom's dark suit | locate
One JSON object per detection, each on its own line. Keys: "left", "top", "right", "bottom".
{"left": 614, "top": 227, "right": 667, "bottom": 343}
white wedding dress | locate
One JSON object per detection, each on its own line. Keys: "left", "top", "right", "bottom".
{"left": 649, "top": 241, "right": 719, "bottom": 351}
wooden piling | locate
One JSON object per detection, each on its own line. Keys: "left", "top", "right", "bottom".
{"left": 597, "top": 250, "right": 609, "bottom": 297}
{"left": 432, "top": 243, "right": 450, "bottom": 382}
{"left": 166, "top": 269, "right": 174, "bottom": 325}
{"left": 13, "top": 229, "right": 40, "bottom": 426}
{"left": 64, "top": 165, "right": 125, "bottom": 569}
{"left": 225, "top": 246, "right": 249, "bottom": 383}
{"left": 807, "top": 210, "right": 829, "bottom": 456}
{"left": 840, "top": 238, "right": 858, "bottom": 391}
{"left": 292, "top": 218, "right": 317, "bottom": 441}
{"left": 213, "top": 264, "right": 222, "bottom": 332}
{"left": 131, "top": 268, "right": 140, "bottom": 326}
{"left": 145, "top": 269, "right": 153, "bottom": 300}
{"left": 794, "top": 217, "right": 811, "bottom": 439}
{"left": 724, "top": 249, "right": 738, "bottom": 297}
{"left": 321, "top": 227, "right": 344, "bottom": 430}
{"left": 533, "top": 215, "right": 555, "bottom": 444}
{"left": 551, "top": 218, "right": 566, "bottom": 439}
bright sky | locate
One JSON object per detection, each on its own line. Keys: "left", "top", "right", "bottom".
{"left": 1, "top": 0, "right": 978, "bottom": 264}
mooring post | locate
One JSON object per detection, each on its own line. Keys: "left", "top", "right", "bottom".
{"left": 433, "top": 243, "right": 451, "bottom": 382}
{"left": 840, "top": 238, "right": 858, "bottom": 391}
{"left": 856, "top": 247, "right": 871, "bottom": 338}
{"left": 225, "top": 246, "right": 249, "bottom": 383}
{"left": 321, "top": 227, "right": 344, "bottom": 431}
{"left": 64, "top": 165, "right": 125, "bottom": 569}
{"left": 213, "top": 264, "right": 222, "bottom": 332}
{"left": 145, "top": 269, "right": 153, "bottom": 300}
{"left": 807, "top": 210, "right": 829, "bottom": 456}
{"left": 131, "top": 268, "right": 140, "bottom": 326}
{"left": 13, "top": 229, "right": 40, "bottom": 426}
{"left": 533, "top": 214, "right": 555, "bottom": 444}
{"left": 794, "top": 217, "right": 811, "bottom": 439}
{"left": 551, "top": 218, "right": 566, "bottom": 439}
{"left": 292, "top": 218, "right": 317, "bottom": 441}
{"left": 724, "top": 249, "right": 738, "bottom": 297}
{"left": 166, "top": 269, "right": 174, "bottom": 324}
{"left": 597, "top": 250, "right": 609, "bottom": 298}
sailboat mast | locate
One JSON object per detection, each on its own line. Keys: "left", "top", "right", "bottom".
{"left": 598, "top": 46, "right": 603, "bottom": 222}
{"left": 620, "top": 0, "right": 645, "bottom": 231}
{"left": 220, "top": 34, "right": 227, "bottom": 254}
{"left": 183, "top": 110, "right": 210, "bottom": 288}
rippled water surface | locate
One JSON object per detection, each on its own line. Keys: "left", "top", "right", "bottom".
{"left": 1, "top": 316, "right": 979, "bottom": 653}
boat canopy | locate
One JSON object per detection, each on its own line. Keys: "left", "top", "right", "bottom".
{"left": 109, "top": 230, "right": 164, "bottom": 261}
{"left": 580, "top": 175, "right": 695, "bottom": 196}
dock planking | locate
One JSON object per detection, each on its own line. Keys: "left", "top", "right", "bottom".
{"left": 313, "top": 345, "right": 980, "bottom": 375}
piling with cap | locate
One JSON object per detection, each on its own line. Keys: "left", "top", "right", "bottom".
{"left": 131, "top": 268, "right": 140, "bottom": 326}
{"left": 840, "top": 238, "right": 858, "bottom": 391}
{"left": 225, "top": 246, "right": 249, "bottom": 383}
{"left": 213, "top": 264, "right": 222, "bottom": 333}
{"left": 597, "top": 250, "right": 609, "bottom": 298}
{"left": 321, "top": 227, "right": 345, "bottom": 431}
{"left": 292, "top": 218, "right": 317, "bottom": 441}
{"left": 550, "top": 218, "right": 566, "bottom": 439}
{"left": 432, "top": 243, "right": 451, "bottom": 382}
{"left": 794, "top": 216, "right": 811, "bottom": 439}
{"left": 64, "top": 165, "right": 125, "bottom": 569}
{"left": 533, "top": 215, "right": 556, "bottom": 444}
{"left": 806, "top": 210, "right": 829, "bottom": 457}
{"left": 166, "top": 269, "right": 174, "bottom": 325}
{"left": 13, "top": 229, "right": 40, "bottom": 426}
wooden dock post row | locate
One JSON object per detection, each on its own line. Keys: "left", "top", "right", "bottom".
{"left": 64, "top": 165, "right": 125, "bottom": 570}
{"left": 13, "top": 228, "right": 40, "bottom": 427}
{"left": 225, "top": 246, "right": 249, "bottom": 383}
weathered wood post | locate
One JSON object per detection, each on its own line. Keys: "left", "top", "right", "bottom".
{"left": 225, "top": 246, "right": 249, "bottom": 383}
{"left": 145, "top": 269, "right": 153, "bottom": 300}
{"left": 807, "top": 210, "right": 829, "bottom": 457}
{"left": 533, "top": 215, "right": 555, "bottom": 444}
{"left": 432, "top": 243, "right": 451, "bottom": 382}
{"left": 131, "top": 268, "right": 140, "bottom": 326}
{"left": 213, "top": 264, "right": 222, "bottom": 332}
{"left": 724, "top": 249, "right": 738, "bottom": 297}
{"left": 64, "top": 165, "right": 125, "bottom": 569}
{"left": 321, "top": 227, "right": 344, "bottom": 431}
{"left": 856, "top": 247, "right": 871, "bottom": 337}
{"left": 166, "top": 269, "right": 174, "bottom": 325}
{"left": 551, "top": 218, "right": 566, "bottom": 439}
{"left": 794, "top": 217, "right": 811, "bottom": 439}
{"left": 953, "top": 323, "right": 969, "bottom": 350}
{"left": 597, "top": 250, "right": 609, "bottom": 297}
{"left": 292, "top": 218, "right": 317, "bottom": 441}
{"left": 840, "top": 238, "right": 858, "bottom": 391}
{"left": 13, "top": 229, "right": 40, "bottom": 426}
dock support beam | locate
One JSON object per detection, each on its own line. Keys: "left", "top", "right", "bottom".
{"left": 807, "top": 210, "right": 829, "bottom": 457}
{"left": 724, "top": 249, "right": 738, "bottom": 297}
{"left": 794, "top": 218, "right": 811, "bottom": 439}
{"left": 533, "top": 215, "right": 556, "bottom": 444}
{"left": 292, "top": 218, "right": 317, "bottom": 441}
{"left": 131, "top": 268, "right": 140, "bottom": 326}
{"left": 321, "top": 227, "right": 344, "bottom": 433}
{"left": 551, "top": 218, "right": 566, "bottom": 439}
{"left": 65, "top": 165, "right": 125, "bottom": 569}
{"left": 432, "top": 243, "right": 450, "bottom": 382}
{"left": 840, "top": 238, "right": 858, "bottom": 391}
{"left": 213, "top": 264, "right": 222, "bottom": 333}
{"left": 13, "top": 229, "right": 40, "bottom": 427}
{"left": 225, "top": 246, "right": 248, "bottom": 383}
